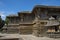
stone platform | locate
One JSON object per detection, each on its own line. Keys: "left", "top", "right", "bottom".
{"left": 0, "top": 33, "right": 60, "bottom": 40}
{"left": 0, "top": 33, "right": 20, "bottom": 40}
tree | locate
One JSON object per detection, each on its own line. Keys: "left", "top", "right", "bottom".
{"left": 5, "top": 18, "right": 9, "bottom": 26}
{"left": 5, "top": 18, "right": 9, "bottom": 33}
{"left": 0, "top": 16, "right": 5, "bottom": 31}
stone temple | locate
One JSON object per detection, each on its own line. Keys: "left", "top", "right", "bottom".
{"left": 2, "top": 5, "right": 60, "bottom": 37}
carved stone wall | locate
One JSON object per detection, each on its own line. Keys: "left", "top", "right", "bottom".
{"left": 19, "top": 24, "right": 33, "bottom": 34}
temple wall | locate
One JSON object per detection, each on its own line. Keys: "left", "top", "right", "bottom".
{"left": 2, "top": 24, "right": 33, "bottom": 34}
{"left": 3, "top": 6, "right": 60, "bottom": 38}
{"left": 19, "top": 24, "right": 33, "bottom": 34}
{"left": 2, "top": 25, "right": 20, "bottom": 33}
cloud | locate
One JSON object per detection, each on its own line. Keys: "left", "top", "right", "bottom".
{"left": 0, "top": 12, "right": 5, "bottom": 16}
{"left": 0, "top": 11, "right": 6, "bottom": 20}
{"left": 0, "top": 11, "right": 17, "bottom": 20}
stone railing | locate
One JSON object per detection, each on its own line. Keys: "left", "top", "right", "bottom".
{"left": 46, "top": 20, "right": 59, "bottom": 26}
{"left": 8, "top": 22, "right": 19, "bottom": 24}
{"left": 40, "top": 20, "right": 59, "bottom": 26}
{"left": 47, "top": 32, "right": 60, "bottom": 38}
{"left": 19, "top": 21, "right": 33, "bottom": 24}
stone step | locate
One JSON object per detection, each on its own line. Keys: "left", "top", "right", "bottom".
{"left": 47, "top": 34, "right": 60, "bottom": 38}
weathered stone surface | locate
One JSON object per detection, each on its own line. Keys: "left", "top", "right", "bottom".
{"left": 0, "top": 34, "right": 20, "bottom": 40}
{"left": 2, "top": 5, "right": 60, "bottom": 38}
{"left": 0, "top": 34, "right": 60, "bottom": 40}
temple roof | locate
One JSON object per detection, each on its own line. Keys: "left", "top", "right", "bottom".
{"left": 18, "top": 11, "right": 31, "bottom": 15}
{"left": 6, "top": 5, "right": 60, "bottom": 17}
{"left": 20, "top": 11, "right": 31, "bottom": 13}
{"left": 9, "top": 14, "right": 18, "bottom": 16}
{"left": 6, "top": 14, "right": 18, "bottom": 18}
{"left": 34, "top": 5, "right": 60, "bottom": 8}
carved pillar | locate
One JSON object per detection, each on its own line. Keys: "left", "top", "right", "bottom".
{"left": 20, "top": 14, "right": 23, "bottom": 22}
{"left": 14, "top": 17, "right": 15, "bottom": 23}
{"left": 45, "top": 10, "right": 48, "bottom": 19}
{"left": 33, "top": 8, "right": 41, "bottom": 36}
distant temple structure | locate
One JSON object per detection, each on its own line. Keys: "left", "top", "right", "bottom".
{"left": 2, "top": 5, "right": 60, "bottom": 37}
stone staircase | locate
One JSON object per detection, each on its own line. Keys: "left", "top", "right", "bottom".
{"left": 47, "top": 32, "right": 60, "bottom": 38}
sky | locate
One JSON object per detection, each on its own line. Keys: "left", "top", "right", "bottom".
{"left": 0, "top": 0, "right": 60, "bottom": 20}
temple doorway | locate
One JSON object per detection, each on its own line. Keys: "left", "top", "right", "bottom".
{"left": 52, "top": 15, "right": 57, "bottom": 19}
{"left": 48, "top": 26, "right": 59, "bottom": 32}
{"left": 55, "top": 26, "right": 59, "bottom": 32}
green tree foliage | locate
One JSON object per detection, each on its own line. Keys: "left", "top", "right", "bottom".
{"left": 5, "top": 17, "right": 9, "bottom": 32}
{"left": 5, "top": 18, "right": 9, "bottom": 25}
{"left": 0, "top": 16, "right": 5, "bottom": 29}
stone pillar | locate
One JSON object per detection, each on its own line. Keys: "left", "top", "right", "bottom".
{"left": 33, "top": 8, "right": 41, "bottom": 37}
{"left": 21, "top": 14, "right": 23, "bottom": 22}
{"left": 33, "top": 19, "right": 40, "bottom": 36}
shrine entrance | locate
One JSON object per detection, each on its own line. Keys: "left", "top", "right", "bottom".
{"left": 52, "top": 15, "right": 57, "bottom": 19}
{"left": 47, "top": 26, "right": 59, "bottom": 32}
{"left": 55, "top": 26, "right": 59, "bottom": 32}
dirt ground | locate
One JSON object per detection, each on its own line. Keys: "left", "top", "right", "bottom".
{"left": 0, "top": 33, "right": 60, "bottom": 40}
